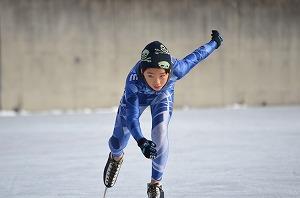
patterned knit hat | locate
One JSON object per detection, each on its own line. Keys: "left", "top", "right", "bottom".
{"left": 140, "top": 41, "right": 172, "bottom": 73}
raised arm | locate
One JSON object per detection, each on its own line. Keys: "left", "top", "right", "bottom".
{"left": 172, "top": 30, "right": 223, "bottom": 80}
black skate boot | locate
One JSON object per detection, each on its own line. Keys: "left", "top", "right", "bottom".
{"left": 147, "top": 183, "right": 164, "bottom": 198}
{"left": 103, "top": 153, "right": 123, "bottom": 188}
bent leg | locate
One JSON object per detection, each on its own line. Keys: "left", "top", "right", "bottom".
{"left": 108, "top": 107, "right": 130, "bottom": 158}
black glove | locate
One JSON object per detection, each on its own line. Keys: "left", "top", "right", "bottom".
{"left": 211, "top": 30, "right": 223, "bottom": 49}
{"left": 137, "top": 138, "right": 157, "bottom": 159}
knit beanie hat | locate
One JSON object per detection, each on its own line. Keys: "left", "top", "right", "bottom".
{"left": 140, "top": 41, "right": 172, "bottom": 73}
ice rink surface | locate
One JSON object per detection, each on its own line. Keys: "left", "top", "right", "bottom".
{"left": 1, "top": 106, "right": 300, "bottom": 198}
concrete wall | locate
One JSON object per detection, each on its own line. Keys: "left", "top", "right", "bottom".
{"left": 0, "top": 0, "right": 299, "bottom": 111}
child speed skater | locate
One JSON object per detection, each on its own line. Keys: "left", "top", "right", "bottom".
{"left": 103, "top": 30, "right": 223, "bottom": 198}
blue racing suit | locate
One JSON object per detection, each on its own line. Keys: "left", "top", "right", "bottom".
{"left": 109, "top": 40, "right": 217, "bottom": 181}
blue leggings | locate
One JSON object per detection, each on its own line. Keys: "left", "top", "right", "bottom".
{"left": 108, "top": 92, "right": 174, "bottom": 181}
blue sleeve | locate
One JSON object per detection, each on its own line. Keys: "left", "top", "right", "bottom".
{"left": 124, "top": 84, "right": 144, "bottom": 142}
{"left": 172, "top": 40, "right": 217, "bottom": 80}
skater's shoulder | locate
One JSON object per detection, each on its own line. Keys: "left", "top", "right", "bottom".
{"left": 126, "top": 61, "right": 142, "bottom": 83}
{"left": 124, "top": 62, "right": 143, "bottom": 94}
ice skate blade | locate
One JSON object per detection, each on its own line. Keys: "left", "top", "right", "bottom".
{"left": 103, "top": 187, "right": 108, "bottom": 198}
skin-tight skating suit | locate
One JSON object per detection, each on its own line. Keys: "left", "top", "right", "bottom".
{"left": 108, "top": 40, "right": 217, "bottom": 181}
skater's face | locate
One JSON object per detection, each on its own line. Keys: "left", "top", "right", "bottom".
{"left": 143, "top": 68, "right": 169, "bottom": 91}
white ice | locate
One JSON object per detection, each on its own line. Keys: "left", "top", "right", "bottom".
{"left": 1, "top": 106, "right": 300, "bottom": 198}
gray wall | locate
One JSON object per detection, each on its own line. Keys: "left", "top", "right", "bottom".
{"left": 0, "top": 0, "right": 299, "bottom": 111}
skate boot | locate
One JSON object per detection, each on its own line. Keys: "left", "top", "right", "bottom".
{"left": 103, "top": 153, "right": 123, "bottom": 188}
{"left": 147, "top": 183, "right": 164, "bottom": 198}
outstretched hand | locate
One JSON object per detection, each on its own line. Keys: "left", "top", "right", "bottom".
{"left": 211, "top": 30, "right": 223, "bottom": 49}
{"left": 137, "top": 138, "right": 157, "bottom": 159}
